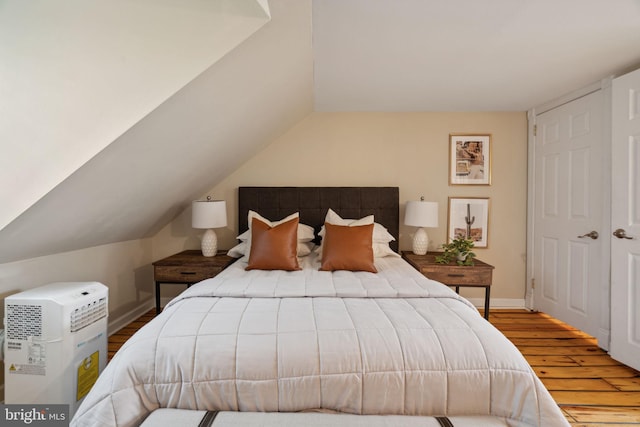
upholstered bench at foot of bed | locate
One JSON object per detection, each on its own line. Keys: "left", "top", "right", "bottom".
{"left": 140, "top": 409, "right": 512, "bottom": 427}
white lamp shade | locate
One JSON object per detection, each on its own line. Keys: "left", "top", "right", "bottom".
{"left": 192, "top": 199, "right": 228, "bottom": 229}
{"left": 404, "top": 201, "right": 439, "bottom": 228}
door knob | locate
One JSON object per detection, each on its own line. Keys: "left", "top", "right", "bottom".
{"left": 613, "top": 228, "right": 633, "bottom": 239}
{"left": 578, "top": 231, "right": 599, "bottom": 240}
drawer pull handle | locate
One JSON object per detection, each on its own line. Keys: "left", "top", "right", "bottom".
{"left": 447, "top": 274, "right": 465, "bottom": 277}
{"left": 180, "top": 272, "right": 197, "bottom": 275}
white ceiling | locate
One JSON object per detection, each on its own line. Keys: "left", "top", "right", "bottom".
{"left": 313, "top": 0, "right": 640, "bottom": 111}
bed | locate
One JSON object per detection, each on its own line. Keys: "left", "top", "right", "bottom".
{"left": 71, "top": 187, "right": 569, "bottom": 427}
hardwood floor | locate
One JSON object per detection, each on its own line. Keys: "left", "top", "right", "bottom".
{"left": 108, "top": 308, "right": 640, "bottom": 425}
{"left": 490, "top": 310, "right": 640, "bottom": 426}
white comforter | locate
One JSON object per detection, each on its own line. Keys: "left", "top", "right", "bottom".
{"left": 72, "top": 255, "right": 569, "bottom": 427}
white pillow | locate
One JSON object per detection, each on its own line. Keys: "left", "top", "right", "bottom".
{"left": 373, "top": 242, "right": 401, "bottom": 258}
{"left": 237, "top": 212, "right": 315, "bottom": 243}
{"left": 318, "top": 208, "right": 396, "bottom": 243}
{"left": 228, "top": 241, "right": 314, "bottom": 259}
{"left": 326, "top": 208, "right": 374, "bottom": 227}
{"left": 227, "top": 242, "right": 246, "bottom": 258}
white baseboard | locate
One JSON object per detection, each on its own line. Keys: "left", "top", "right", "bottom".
{"left": 466, "top": 298, "right": 526, "bottom": 309}
{"left": 107, "top": 301, "right": 154, "bottom": 336}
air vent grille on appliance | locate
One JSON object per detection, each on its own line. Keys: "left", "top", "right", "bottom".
{"left": 6, "top": 304, "right": 42, "bottom": 340}
{"left": 70, "top": 296, "right": 107, "bottom": 332}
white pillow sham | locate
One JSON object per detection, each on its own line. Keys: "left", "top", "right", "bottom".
{"left": 237, "top": 211, "right": 315, "bottom": 243}
{"left": 372, "top": 242, "right": 401, "bottom": 258}
{"left": 318, "top": 208, "right": 396, "bottom": 243}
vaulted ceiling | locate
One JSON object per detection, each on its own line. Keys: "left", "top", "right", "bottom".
{"left": 1, "top": 0, "right": 639, "bottom": 263}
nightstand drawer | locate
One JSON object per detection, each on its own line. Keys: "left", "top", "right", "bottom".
{"left": 154, "top": 265, "right": 223, "bottom": 283}
{"left": 422, "top": 267, "right": 492, "bottom": 286}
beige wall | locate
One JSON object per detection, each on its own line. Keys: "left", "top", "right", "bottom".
{"left": 155, "top": 111, "right": 528, "bottom": 303}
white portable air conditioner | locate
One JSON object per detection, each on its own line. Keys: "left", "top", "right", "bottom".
{"left": 4, "top": 282, "right": 108, "bottom": 417}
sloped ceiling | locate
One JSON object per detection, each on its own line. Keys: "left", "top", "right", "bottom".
{"left": 0, "top": 0, "right": 313, "bottom": 263}
{"left": 0, "top": 0, "right": 272, "bottom": 233}
{"left": 2, "top": 0, "right": 640, "bottom": 263}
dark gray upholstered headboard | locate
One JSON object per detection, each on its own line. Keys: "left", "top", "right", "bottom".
{"left": 238, "top": 187, "right": 399, "bottom": 252}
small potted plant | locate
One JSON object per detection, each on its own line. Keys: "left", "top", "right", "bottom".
{"left": 435, "top": 236, "right": 476, "bottom": 266}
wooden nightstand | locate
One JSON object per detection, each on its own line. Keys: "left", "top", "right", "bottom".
{"left": 402, "top": 251, "right": 494, "bottom": 320}
{"left": 153, "top": 250, "right": 235, "bottom": 314}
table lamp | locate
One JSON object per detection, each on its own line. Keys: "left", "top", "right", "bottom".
{"left": 404, "top": 198, "right": 439, "bottom": 255}
{"left": 192, "top": 197, "right": 227, "bottom": 257}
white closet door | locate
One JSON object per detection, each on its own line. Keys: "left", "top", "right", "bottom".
{"left": 532, "top": 90, "right": 605, "bottom": 342}
{"left": 611, "top": 68, "right": 640, "bottom": 371}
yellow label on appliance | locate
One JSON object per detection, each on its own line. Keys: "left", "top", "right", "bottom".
{"left": 77, "top": 351, "right": 99, "bottom": 401}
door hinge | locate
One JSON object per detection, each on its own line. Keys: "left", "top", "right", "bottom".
{"left": 533, "top": 124, "right": 537, "bottom": 136}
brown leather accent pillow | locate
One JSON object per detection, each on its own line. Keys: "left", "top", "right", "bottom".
{"left": 246, "top": 216, "right": 301, "bottom": 271}
{"left": 319, "top": 223, "right": 377, "bottom": 273}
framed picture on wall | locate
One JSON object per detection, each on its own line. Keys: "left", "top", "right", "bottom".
{"left": 449, "top": 134, "right": 491, "bottom": 185}
{"left": 447, "top": 197, "right": 490, "bottom": 248}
